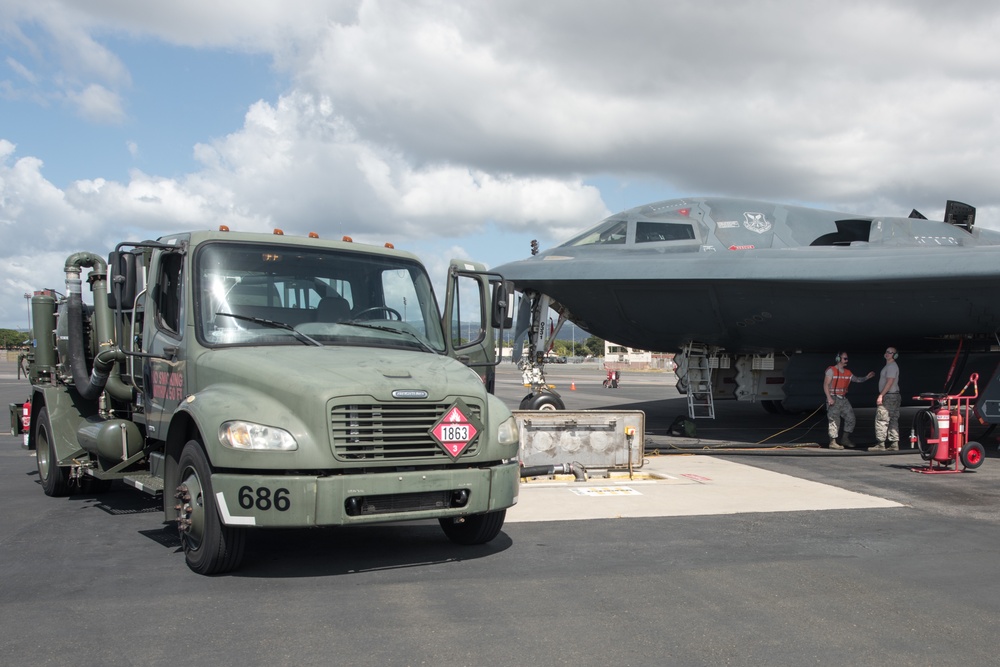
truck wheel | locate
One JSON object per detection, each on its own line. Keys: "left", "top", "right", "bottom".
{"left": 35, "top": 407, "right": 70, "bottom": 497}
{"left": 439, "top": 509, "right": 506, "bottom": 545}
{"left": 175, "top": 441, "right": 246, "bottom": 575}
{"left": 961, "top": 441, "right": 985, "bottom": 470}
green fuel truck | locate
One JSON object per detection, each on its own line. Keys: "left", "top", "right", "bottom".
{"left": 14, "top": 228, "right": 518, "bottom": 574}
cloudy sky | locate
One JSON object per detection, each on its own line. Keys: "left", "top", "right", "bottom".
{"left": 3, "top": 0, "right": 1000, "bottom": 329}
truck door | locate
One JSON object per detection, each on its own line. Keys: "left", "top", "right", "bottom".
{"left": 443, "top": 260, "right": 507, "bottom": 391}
{"left": 142, "top": 247, "right": 187, "bottom": 441}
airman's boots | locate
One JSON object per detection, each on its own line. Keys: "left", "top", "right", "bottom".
{"left": 887, "top": 441, "right": 899, "bottom": 451}
{"left": 840, "top": 433, "right": 856, "bottom": 449}
{"left": 868, "top": 441, "right": 886, "bottom": 452}
{"left": 829, "top": 439, "right": 844, "bottom": 450}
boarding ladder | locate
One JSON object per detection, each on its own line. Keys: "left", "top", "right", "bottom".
{"left": 683, "top": 342, "right": 716, "bottom": 419}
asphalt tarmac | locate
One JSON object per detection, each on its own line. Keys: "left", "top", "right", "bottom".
{"left": 3, "top": 359, "right": 1000, "bottom": 666}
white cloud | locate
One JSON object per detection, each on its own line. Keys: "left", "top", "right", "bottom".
{"left": 66, "top": 83, "right": 125, "bottom": 123}
{"left": 5, "top": 56, "right": 37, "bottom": 84}
{"left": 189, "top": 91, "right": 606, "bottom": 240}
{"left": 11, "top": 1, "right": 1000, "bottom": 209}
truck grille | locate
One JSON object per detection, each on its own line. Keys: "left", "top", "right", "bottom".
{"left": 331, "top": 402, "right": 482, "bottom": 460}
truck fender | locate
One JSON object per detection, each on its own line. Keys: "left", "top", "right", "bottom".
{"left": 30, "top": 386, "right": 95, "bottom": 464}
{"left": 166, "top": 383, "right": 315, "bottom": 468}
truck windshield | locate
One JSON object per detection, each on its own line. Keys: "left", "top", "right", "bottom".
{"left": 194, "top": 241, "right": 446, "bottom": 353}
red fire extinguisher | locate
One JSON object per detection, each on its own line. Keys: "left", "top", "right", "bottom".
{"left": 21, "top": 400, "right": 31, "bottom": 446}
{"left": 934, "top": 406, "right": 951, "bottom": 461}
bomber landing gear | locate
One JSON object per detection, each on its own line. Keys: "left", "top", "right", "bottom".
{"left": 519, "top": 392, "right": 565, "bottom": 411}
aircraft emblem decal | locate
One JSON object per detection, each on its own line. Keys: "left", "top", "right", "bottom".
{"left": 743, "top": 212, "right": 772, "bottom": 234}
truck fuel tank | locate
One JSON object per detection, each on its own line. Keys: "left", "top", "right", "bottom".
{"left": 77, "top": 417, "right": 144, "bottom": 461}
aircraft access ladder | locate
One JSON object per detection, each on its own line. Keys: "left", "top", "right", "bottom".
{"left": 683, "top": 342, "right": 716, "bottom": 419}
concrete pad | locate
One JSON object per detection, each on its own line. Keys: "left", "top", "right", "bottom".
{"left": 507, "top": 454, "right": 902, "bottom": 523}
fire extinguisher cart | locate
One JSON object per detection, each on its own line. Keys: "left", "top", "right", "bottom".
{"left": 910, "top": 373, "right": 986, "bottom": 474}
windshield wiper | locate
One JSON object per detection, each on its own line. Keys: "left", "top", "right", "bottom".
{"left": 338, "top": 321, "right": 437, "bottom": 353}
{"left": 216, "top": 312, "right": 323, "bottom": 347}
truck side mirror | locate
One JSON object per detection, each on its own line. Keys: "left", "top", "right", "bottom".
{"left": 491, "top": 281, "right": 513, "bottom": 329}
{"left": 108, "top": 250, "right": 137, "bottom": 310}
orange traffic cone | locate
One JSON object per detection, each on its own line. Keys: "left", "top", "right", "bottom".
{"left": 570, "top": 381, "right": 576, "bottom": 390}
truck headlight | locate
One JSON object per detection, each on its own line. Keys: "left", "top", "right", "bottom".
{"left": 219, "top": 421, "right": 298, "bottom": 451}
{"left": 497, "top": 415, "right": 518, "bottom": 447}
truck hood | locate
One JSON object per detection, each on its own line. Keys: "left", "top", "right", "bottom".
{"left": 192, "top": 345, "right": 486, "bottom": 404}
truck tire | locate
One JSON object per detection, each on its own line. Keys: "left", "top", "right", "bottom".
{"left": 35, "top": 407, "right": 70, "bottom": 497}
{"left": 439, "top": 509, "right": 506, "bottom": 545}
{"left": 175, "top": 441, "right": 246, "bottom": 575}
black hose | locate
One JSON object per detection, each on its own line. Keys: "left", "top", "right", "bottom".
{"left": 520, "top": 462, "right": 587, "bottom": 481}
{"left": 66, "top": 289, "right": 116, "bottom": 401}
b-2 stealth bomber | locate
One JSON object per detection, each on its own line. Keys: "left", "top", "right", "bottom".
{"left": 496, "top": 197, "right": 1000, "bottom": 415}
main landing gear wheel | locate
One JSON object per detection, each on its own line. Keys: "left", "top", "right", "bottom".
{"left": 961, "top": 441, "right": 985, "bottom": 470}
{"left": 352, "top": 306, "right": 402, "bottom": 321}
{"left": 439, "top": 509, "right": 506, "bottom": 545}
{"left": 519, "top": 392, "right": 565, "bottom": 411}
{"left": 175, "top": 440, "right": 246, "bottom": 575}
{"left": 35, "top": 406, "right": 70, "bottom": 497}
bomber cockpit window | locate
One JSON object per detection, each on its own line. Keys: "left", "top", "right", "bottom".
{"left": 635, "top": 221, "right": 696, "bottom": 243}
{"left": 566, "top": 219, "right": 628, "bottom": 246}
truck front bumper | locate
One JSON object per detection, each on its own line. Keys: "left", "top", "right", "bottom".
{"left": 209, "top": 461, "right": 519, "bottom": 528}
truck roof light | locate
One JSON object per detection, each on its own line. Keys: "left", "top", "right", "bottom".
{"left": 342, "top": 236, "right": 353, "bottom": 242}
{"left": 384, "top": 242, "right": 395, "bottom": 249}
{"left": 308, "top": 232, "right": 319, "bottom": 238}
{"left": 273, "top": 228, "right": 284, "bottom": 235}
{"left": 219, "top": 225, "right": 230, "bottom": 232}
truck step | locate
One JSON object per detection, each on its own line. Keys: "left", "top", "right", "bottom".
{"left": 123, "top": 474, "right": 164, "bottom": 496}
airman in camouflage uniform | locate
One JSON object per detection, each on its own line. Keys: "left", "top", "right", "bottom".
{"left": 869, "top": 347, "right": 901, "bottom": 451}
{"left": 824, "top": 352, "right": 875, "bottom": 449}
